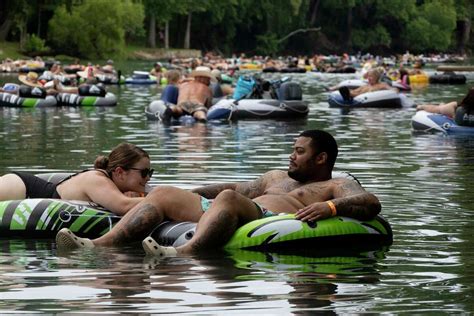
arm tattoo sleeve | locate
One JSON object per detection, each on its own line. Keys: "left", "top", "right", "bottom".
{"left": 235, "top": 176, "right": 266, "bottom": 199}
{"left": 332, "top": 180, "right": 381, "bottom": 221}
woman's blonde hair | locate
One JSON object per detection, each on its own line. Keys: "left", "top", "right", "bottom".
{"left": 367, "top": 69, "right": 381, "bottom": 82}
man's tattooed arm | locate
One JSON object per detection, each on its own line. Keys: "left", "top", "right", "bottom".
{"left": 234, "top": 175, "right": 267, "bottom": 199}
{"left": 331, "top": 179, "right": 381, "bottom": 221}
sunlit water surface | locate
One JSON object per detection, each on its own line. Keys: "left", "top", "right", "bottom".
{"left": 0, "top": 65, "right": 473, "bottom": 313}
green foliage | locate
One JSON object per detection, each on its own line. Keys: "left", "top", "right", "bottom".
{"left": 256, "top": 33, "right": 280, "bottom": 55}
{"left": 404, "top": 0, "right": 457, "bottom": 52}
{"left": 48, "top": 0, "right": 144, "bottom": 59}
{"left": 2, "top": 0, "right": 474, "bottom": 57}
{"left": 454, "top": 0, "right": 474, "bottom": 19}
{"left": 143, "top": 0, "right": 179, "bottom": 24}
{"left": 375, "top": 0, "right": 417, "bottom": 23}
{"left": 22, "top": 34, "right": 50, "bottom": 54}
{"left": 352, "top": 24, "right": 391, "bottom": 50}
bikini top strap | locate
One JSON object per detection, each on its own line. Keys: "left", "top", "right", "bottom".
{"left": 56, "top": 168, "right": 110, "bottom": 185}
{"left": 95, "top": 168, "right": 111, "bottom": 178}
{"left": 55, "top": 169, "right": 89, "bottom": 185}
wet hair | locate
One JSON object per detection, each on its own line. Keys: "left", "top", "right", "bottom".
{"left": 459, "top": 88, "right": 474, "bottom": 110}
{"left": 299, "top": 130, "right": 338, "bottom": 169}
{"left": 94, "top": 143, "right": 149, "bottom": 175}
{"left": 165, "top": 70, "right": 180, "bottom": 83}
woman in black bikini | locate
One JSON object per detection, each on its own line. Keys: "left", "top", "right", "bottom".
{"left": 0, "top": 143, "right": 153, "bottom": 215}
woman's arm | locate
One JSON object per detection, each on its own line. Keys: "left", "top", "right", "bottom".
{"left": 85, "top": 176, "right": 144, "bottom": 216}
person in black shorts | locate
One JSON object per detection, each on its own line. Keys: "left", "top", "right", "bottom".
{"left": 0, "top": 143, "right": 153, "bottom": 216}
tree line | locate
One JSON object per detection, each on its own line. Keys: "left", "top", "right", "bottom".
{"left": 0, "top": 0, "right": 472, "bottom": 59}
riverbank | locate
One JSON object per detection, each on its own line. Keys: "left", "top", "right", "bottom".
{"left": 0, "top": 41, "right": 202, "bottom": 62}
{"left": 127, "top": 46, "right": 201, "bottom": 60}
{"left": 0, "top": 42, "right": 27, "bottom": 60}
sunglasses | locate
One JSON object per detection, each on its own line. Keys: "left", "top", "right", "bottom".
{"left": 128, "top": 167, "right": 154, "bottom": 178}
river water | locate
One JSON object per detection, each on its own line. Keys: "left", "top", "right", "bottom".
{"left": 0, "top": 64, "right": 473, "bottom": 313}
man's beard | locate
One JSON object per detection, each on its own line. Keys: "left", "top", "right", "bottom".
{"left": 288, "top": 169, "right": 311, "bottom": 182}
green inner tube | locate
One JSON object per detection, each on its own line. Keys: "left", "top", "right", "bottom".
{"left": 0, "top": 198, "right": 392, "bottom": 253}
{"left": 150, "top": 214, "right": 393, "bottom": 252}
{"left": 0, "top": 198, "right": 121, "bottom": 239}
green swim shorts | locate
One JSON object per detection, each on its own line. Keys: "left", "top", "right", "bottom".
{"left": 199, "top": 196, "right": 275, "bottom": 218}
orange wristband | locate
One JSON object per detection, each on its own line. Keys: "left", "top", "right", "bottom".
{"left": 327, "top": 200, "right": 337, "bottom": 216}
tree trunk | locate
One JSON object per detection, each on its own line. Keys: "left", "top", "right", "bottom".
{"left": 37, "top": 5, "right": 41, "bottom": 36}
{"left": 309, "top": 0, "right": 321, "bottom": 26}
{"left": 165, "top": 21, "right": 169, "bottom": 49}
{"left": 148, "top": 14, "right": 156, "bottom": 48}
{"left": 184, "top": 12, "right": 192, "bottom": 49}
{"left": 457, "top": 18, "right": 471, "bottom": 54}
{"left": 19, "top": 17, "right": 27, "bottom": 50}
{"left": 343, "top": 6, "right": 353, "bottom": 52}
{"left": 0, "top": 18, "right": 13, "bottom": 41}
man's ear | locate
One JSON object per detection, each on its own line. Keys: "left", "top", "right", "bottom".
{"left": 315, "top": 152, "right": 328, "bottom": 165}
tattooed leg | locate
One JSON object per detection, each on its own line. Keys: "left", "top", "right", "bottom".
{"left": 176, "top": 189, "right": 262, "bottom": 254}
{"left": 93, "top": 186, "right": 204, "bottom": 247}
{"left": 94, "top": 203, "right": 162, "bottom": 246}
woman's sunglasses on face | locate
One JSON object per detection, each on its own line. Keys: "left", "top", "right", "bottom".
{"left": 128, "top": 167, "right": 154, "bottom": 178}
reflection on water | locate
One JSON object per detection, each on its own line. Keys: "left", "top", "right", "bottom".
{"left": 0, "top": 68, "right": 473, "bottom": 313}
{"left": 0, "top": 240, "right": 388, "bottom": 313}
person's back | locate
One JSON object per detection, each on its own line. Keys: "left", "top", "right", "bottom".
{"left": 161, "top": 85, "right": 179, "bottom": 105}
{"left": 178, "top": 80, "right": 212, "bottom": 107}
{"left": 163, "top": 67, "right": 215, "bottom": 122}
{"left": 55, "top": 170, "right": 109, "bottom": 201}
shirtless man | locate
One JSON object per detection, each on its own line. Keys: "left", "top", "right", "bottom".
{"left": 339, "top": 69, "right": 391, "bottom": 101}
{"left": 56, "top": 130, "right": 381, "bottom": 254}
{"left": 101, "top": 59, "right": 116, "bottom": 74}
{"left": 170, "top": 66, "right": 214, "bottom": 122}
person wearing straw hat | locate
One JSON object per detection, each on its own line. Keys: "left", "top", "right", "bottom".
{"left": 18, "top": 72, "right": 43, "bottom": 88}
{"left": 166, "top": 66, "right": 214, "bottom": 122}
